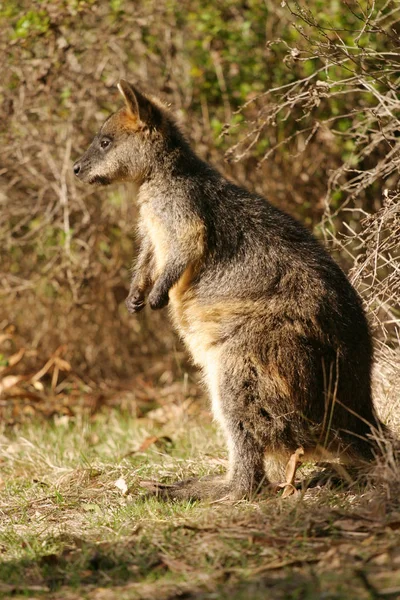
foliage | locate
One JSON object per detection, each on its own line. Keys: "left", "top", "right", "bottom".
{"left": 0, "top": 0, "right": 399, "bottom": 379}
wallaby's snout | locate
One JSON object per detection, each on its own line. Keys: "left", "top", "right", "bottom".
{"left": 72, "top": 146, "right": 96, "bottom": 184}
{"left": 72, "top": 142, "right": 111, "bottom": 185}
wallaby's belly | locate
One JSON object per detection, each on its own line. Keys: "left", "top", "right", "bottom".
{"left": 169, "top": 291, "right": 231, "bottom": 434}
{"left": 168, "top": 290, "right": 266, "bottom": 366}
{"left": 168, "top": 290, "right": 220, "bottom": 369}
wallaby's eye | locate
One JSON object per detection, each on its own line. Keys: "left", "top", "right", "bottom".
{"left": 100, "top": 138, "right": 111, "bottom": 150}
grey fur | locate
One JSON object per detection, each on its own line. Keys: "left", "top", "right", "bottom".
{"left": 74, "top": 80, "right": 386, "bottom": 501}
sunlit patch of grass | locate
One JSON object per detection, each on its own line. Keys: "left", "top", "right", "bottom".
{"left": 0, "top": 408, "right": 399, "bottom": 599}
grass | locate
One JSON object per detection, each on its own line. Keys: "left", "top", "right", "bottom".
{"left": 0, "top": 403, "right": 400, "bottom": 600}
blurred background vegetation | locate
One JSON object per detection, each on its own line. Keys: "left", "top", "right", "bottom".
{"left": 0, "top": 0, "right": 399, "bottom": 419}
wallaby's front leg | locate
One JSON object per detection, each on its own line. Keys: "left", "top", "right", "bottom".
{"left": 148, "top": 221, "right": 205, "bottom": 310}
{"left": 126, "top": 239, "right": 153, "bottom": 314}
{"left": 148, "top": 252, "right": 188, "bottom": 310}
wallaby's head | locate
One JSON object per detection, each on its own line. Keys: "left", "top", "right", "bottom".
{"left": 73, "top": 80, "right": 181, "bottom": 185}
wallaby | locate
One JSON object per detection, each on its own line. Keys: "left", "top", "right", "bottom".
{"left": 73, "top": 80, "right": 385, "bottom": 501}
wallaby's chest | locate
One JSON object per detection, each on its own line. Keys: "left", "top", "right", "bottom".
{"left": 139, "top": 200, "right": 215, "bottom": 366}
{"left": 139, "top": 204, "right": 169, "bottom": 274}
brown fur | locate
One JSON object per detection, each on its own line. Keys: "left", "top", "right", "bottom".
{"left": 73, "top": 80, "right": 387, "bottom": 501}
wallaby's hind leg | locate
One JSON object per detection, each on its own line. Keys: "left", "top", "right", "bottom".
{"left": 141, "top": 430, "right": 267, "bottom": 502}
{"left": 142, "top": 351, "right": 269, "bottom": 502}
{"left": 222, "top": 422, "right": 268, "bottom": 499}
{"left": 140, "top": 417, "right": 267, "bottom": 501}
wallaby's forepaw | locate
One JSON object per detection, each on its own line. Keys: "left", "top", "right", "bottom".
{"left": 125, "top": 290, "right": 146, "bottom": 314}
{"left": 148, "top": 288, "right": 169, "bottom": 310}
{"left": 140, "top": 476, "right": 249, "bottom": 502}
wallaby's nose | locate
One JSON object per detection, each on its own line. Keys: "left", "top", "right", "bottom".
{"left": 73, "top": 162, "right": 81, "bottom": 176}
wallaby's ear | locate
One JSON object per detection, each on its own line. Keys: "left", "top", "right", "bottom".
{"left": 117, "top": 79, "right": 140, "bottom": 116}
{"left": 117, "top": 79, "right": 162, "bottom": 127}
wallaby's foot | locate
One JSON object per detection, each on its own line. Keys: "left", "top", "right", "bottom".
{"left": 126, "top": 289, "right": 146, "bottom": 314}
{"left": 141, "top": 476, "right": 258, "bottom": 502}
{"left": 148, "top": 287, "right": 169, "bottom": 310}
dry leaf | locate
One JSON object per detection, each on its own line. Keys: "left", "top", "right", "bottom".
{"left": 284, "top": 447, "right": 304, "bottom": 484}
{"left": 281, "top": 484, "right": 297, "bottom": 499}
{"left": 0, "top": 375, "right": 23, "bottom": 394}
{"left": 275, "top": 447, "right": 304, "bottom": 498}
{"left": 114, "top": 477, "right": 128, "bottom": 495}
{"left": 31, "top": 357, "right": 56, "bottom": 382}
{"left": 54, "top": 357, "right": 71, "bottom": 371}
{"left": 160, "top": 554, "right": 194, "bottom": 573}
{"left": 0, "top": 334, "right": 12, "bottom": 345}
{"left": 83, "top": 503, "right": 102, "bottom": 513}
{"left": 333, "top": 519, "right": 364, "bottom": 532}
{"left": 7, "top": 348, "right": 25, "bottom": 368}
{"left": 138, "top": 436, "right": 159, "bottom": 452}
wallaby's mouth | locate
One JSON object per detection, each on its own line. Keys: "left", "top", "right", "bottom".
{"left": 88, "top": 175, "right": 112, "bottom": 186}
{"left": 73, "top": 159, "right": 112, "bottom": 186}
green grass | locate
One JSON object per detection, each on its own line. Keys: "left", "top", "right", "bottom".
{"left": 0, "top": 409, "right": 399, "bottom": 599}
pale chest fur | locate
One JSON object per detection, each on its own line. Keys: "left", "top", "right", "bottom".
{"left": 139, "top": 203, "right": 169, "bottom": 274}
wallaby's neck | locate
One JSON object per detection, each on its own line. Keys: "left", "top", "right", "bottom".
{"left": 137, "top": 141, "right": 219, "bottom": 206}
